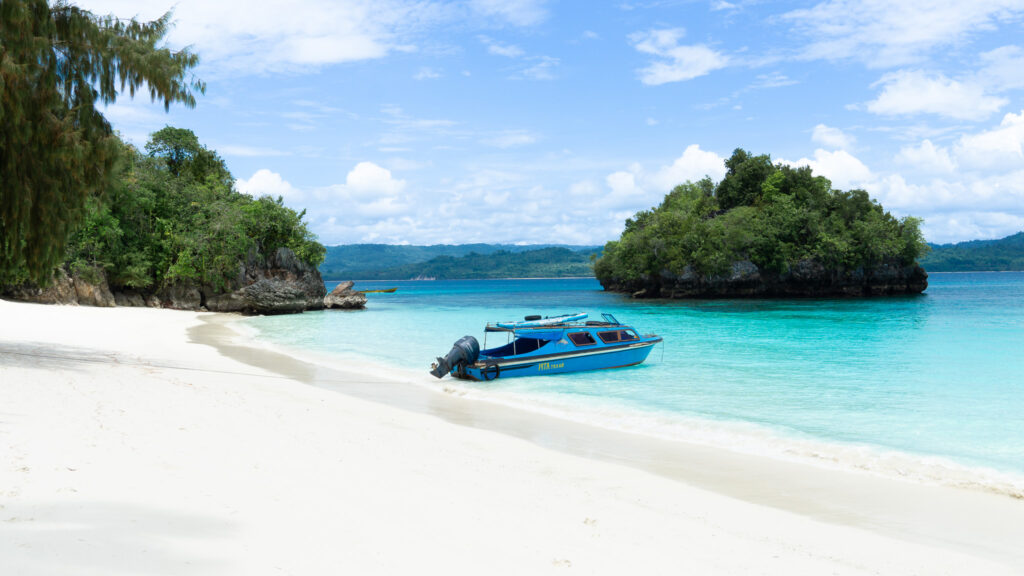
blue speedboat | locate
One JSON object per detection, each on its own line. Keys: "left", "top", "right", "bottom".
{"left": 429, "top": 313, "right": 662, "bottom": 381}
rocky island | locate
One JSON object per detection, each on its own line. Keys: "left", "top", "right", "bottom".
{"left": 595, "top": 149, "right": 929, "bottom": 298}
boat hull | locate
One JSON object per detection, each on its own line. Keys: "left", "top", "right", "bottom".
{"left": 453, "top": 339, "right": 660, "bottom": 381}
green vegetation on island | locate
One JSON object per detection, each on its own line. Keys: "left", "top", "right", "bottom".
{"left": 1, "top": 1, "right": 204, "bottom": 283}
{"left": 61, "top": 127, "right": 324, "bottom": 293}
{"left": 333, "top": 247, "right": 600, "bottom": 280}
{"left": 595, "top": 149, "right": 928, "bottom": 297}
{"left": 320, "top": 244, "right": 601, "bottom": 280}
{"left": 920, "top": 232, "right": 1024, "bottom": 272}
{"left": 0, "top": 3, "right": 323, "bottom": 307}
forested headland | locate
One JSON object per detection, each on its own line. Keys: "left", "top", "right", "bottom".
{"left": 595, "top": 149, "right": 929, "bottom": 297}
{"left": 1, "top": 3, "right": 325, "bottom": 313}
{"left": 921, "top": 232, "right": 1024, "bottom": 272}
{"left": 2, "top": 126, "right": 326, "bottom": 311}
{"left": 320, "top": 244, "right": 601, "bottom": 280}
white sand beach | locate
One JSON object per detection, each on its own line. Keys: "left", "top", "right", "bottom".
{"left": 2, "top": 298, "right": 1023, "bottom": 575}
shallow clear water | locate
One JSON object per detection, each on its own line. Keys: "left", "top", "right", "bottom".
{"left": 243, "top": 273, "right": 1024, "bottom": 491}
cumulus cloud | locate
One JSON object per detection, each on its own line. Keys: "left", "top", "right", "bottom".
{"left": 780, "top": 149, "right": 873, "bottom": 190}
{"left": 648, "top": 145, "right": 727, "bottom": 190}
{"left": 954, "top": 109, "right": 1024, "bottom": 170}
{"left": 236, "top": 169, "right": 302, "bottom": 200}
{"left": 340, "top": 162, "right": 407, "bottom": 198}
{"left": 811, "top": 124, "right": 855, "bottom": 149}
{"left": 866, "top": 70, "right": 1007, "bottom": 121}
{"left": 629, "top": 28, "right": 729, "bottom": 85}
{"left": 895, "top": 140, "right": 956, "bottom": 174}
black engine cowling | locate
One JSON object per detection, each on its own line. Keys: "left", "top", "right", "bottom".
{"left": 429, "top": 335, "right": 480, "bottom": 379}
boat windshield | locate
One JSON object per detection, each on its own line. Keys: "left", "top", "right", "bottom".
{"left": 483, "top": 337, "right": 550, "bottom": 358}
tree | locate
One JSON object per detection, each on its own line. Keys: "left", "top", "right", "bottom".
{"left": 0, "top": 0, "right": 203, "bottom": 283}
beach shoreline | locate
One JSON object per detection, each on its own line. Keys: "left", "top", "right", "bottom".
{"left": 3, "top": 299, "right": 1023, "bottom": 574}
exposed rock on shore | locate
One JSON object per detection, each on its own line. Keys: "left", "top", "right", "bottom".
{"left": 600, "top": 259, "right": 928, "bottom": 298}
{"left": 2, "top": 247, "right": 328, "bottom": 315}
{"left": 205, "top": 248, "right": 326, "bottom": 314}
{"left": 2, "top": 268, "right": 115, "bottom": 307}
{"left": 323, "top": 281, "right": 367, "bottom": 309}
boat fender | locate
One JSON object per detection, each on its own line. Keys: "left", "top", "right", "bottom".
{"left": 482, "top": 363, "right": 501, "bottom": 381}
{"left": 524, "top": 315, "right": 542, "bottom": 321}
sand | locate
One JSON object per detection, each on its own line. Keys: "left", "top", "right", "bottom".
{"left": 2, "top": 298, "right": 1023, "bottom": 575}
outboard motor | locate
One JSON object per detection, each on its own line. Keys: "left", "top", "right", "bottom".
{"left": 430, "top": 335, "right": 480, "bottom": 379}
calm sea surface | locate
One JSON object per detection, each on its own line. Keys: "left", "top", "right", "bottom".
{"left": 242, "top": 272, "right": 1024, "bottom": 494}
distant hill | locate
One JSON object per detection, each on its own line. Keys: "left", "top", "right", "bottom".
{"left": 920, "top": 232, "right": 1024, "bottom": 272}
{"left": 321, "top": 244, "right": 602, "bottom": 280}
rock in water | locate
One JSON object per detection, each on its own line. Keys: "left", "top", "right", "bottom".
{"left": 323, "top": 280, "right": 367, "bottom": 309}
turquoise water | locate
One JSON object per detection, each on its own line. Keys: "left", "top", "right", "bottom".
{"left": 243, "top": 273, "right": 1024, "bottom": 493}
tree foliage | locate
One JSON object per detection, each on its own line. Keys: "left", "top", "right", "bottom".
{"left": 594, "top": 148, "right": 928, "bottom": 283}
{"left": 920, "top": 232, "right": 1024, "bottom": 271}
{"left": 330, "top": 247, "right": 600, "bottom": 280}
{"left": 65, "top": 128, "right": 325, "bottom": 293}
{"left": 0, "top": 0, "right": 203, "bottom": 283}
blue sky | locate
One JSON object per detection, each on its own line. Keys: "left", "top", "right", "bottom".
{"left": 79, "top": 0, "right": 1024, "bottom": 245}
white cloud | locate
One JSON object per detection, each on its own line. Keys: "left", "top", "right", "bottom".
{"left": 629, "top": 28, "right": 729, "bottom": 85}
{"left": 648, "top": 145, "right": 727, "bottom": 190}
{"left": 469, "top": 0, "right": 548, "bottom": 26}
{"left": 866, "top": 70, "right": 1007, "bottom": 121}
{"left": 311, "top": 162, "right": 412, "bottom": 221}
{"left": 954, "top": 109, "right": 1024, "bottom": 170}
{"left": 77, "top": 0, "right": 439, "bottom": 74}
{"left": 977, "top": 46, "right": 1024, "bottom": 92}
{"left": 811, "top": 124, "right": 855, "bottom": 149}
{"left": 236, "top": 169, "right": 302, "bottom": 200}
{"left": 895, "top": 140, "right": 956, "bottom": 174}
{"left": 519, "top": 56, "right": 560, "bottom": 80}
{"left": 780, "top": 149, "right": 873, "bottom": 190}
{"left": 606, "top": 171, "right": 643, "bottom": 197}
{"left": 341, "top": 162, "right": 407, "bottom": 198}
{"left": 479, "top": 35, "right": 525, "bottom": 58}
{"left": 568, "top": 180, "right": 599, "bottom": 197}
{"left": 783, "top": 0, "right": 1024, "bottom": 67}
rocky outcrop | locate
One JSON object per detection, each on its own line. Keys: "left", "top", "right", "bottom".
{"left": 203, "top": 247, "right": 326, "bottom": 315}
{"left": 2, "top": 247, "right": 328, "bottom": 315}
{"left": 1, "top": 267, "right": 114, "bottom": 307}
{"left": 600, "top": 259, "right": 928, "bottom": 298}
{"left": 323, "top": 281, "right": 367, "bottom": 309}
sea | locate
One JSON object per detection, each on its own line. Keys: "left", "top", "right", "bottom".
{"left": 240, "top": 272, "right": 1024, "bottom": 497}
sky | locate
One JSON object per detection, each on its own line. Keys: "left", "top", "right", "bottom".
{"left": 76, "top": 0, "right": 1024, "bottom": 246}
